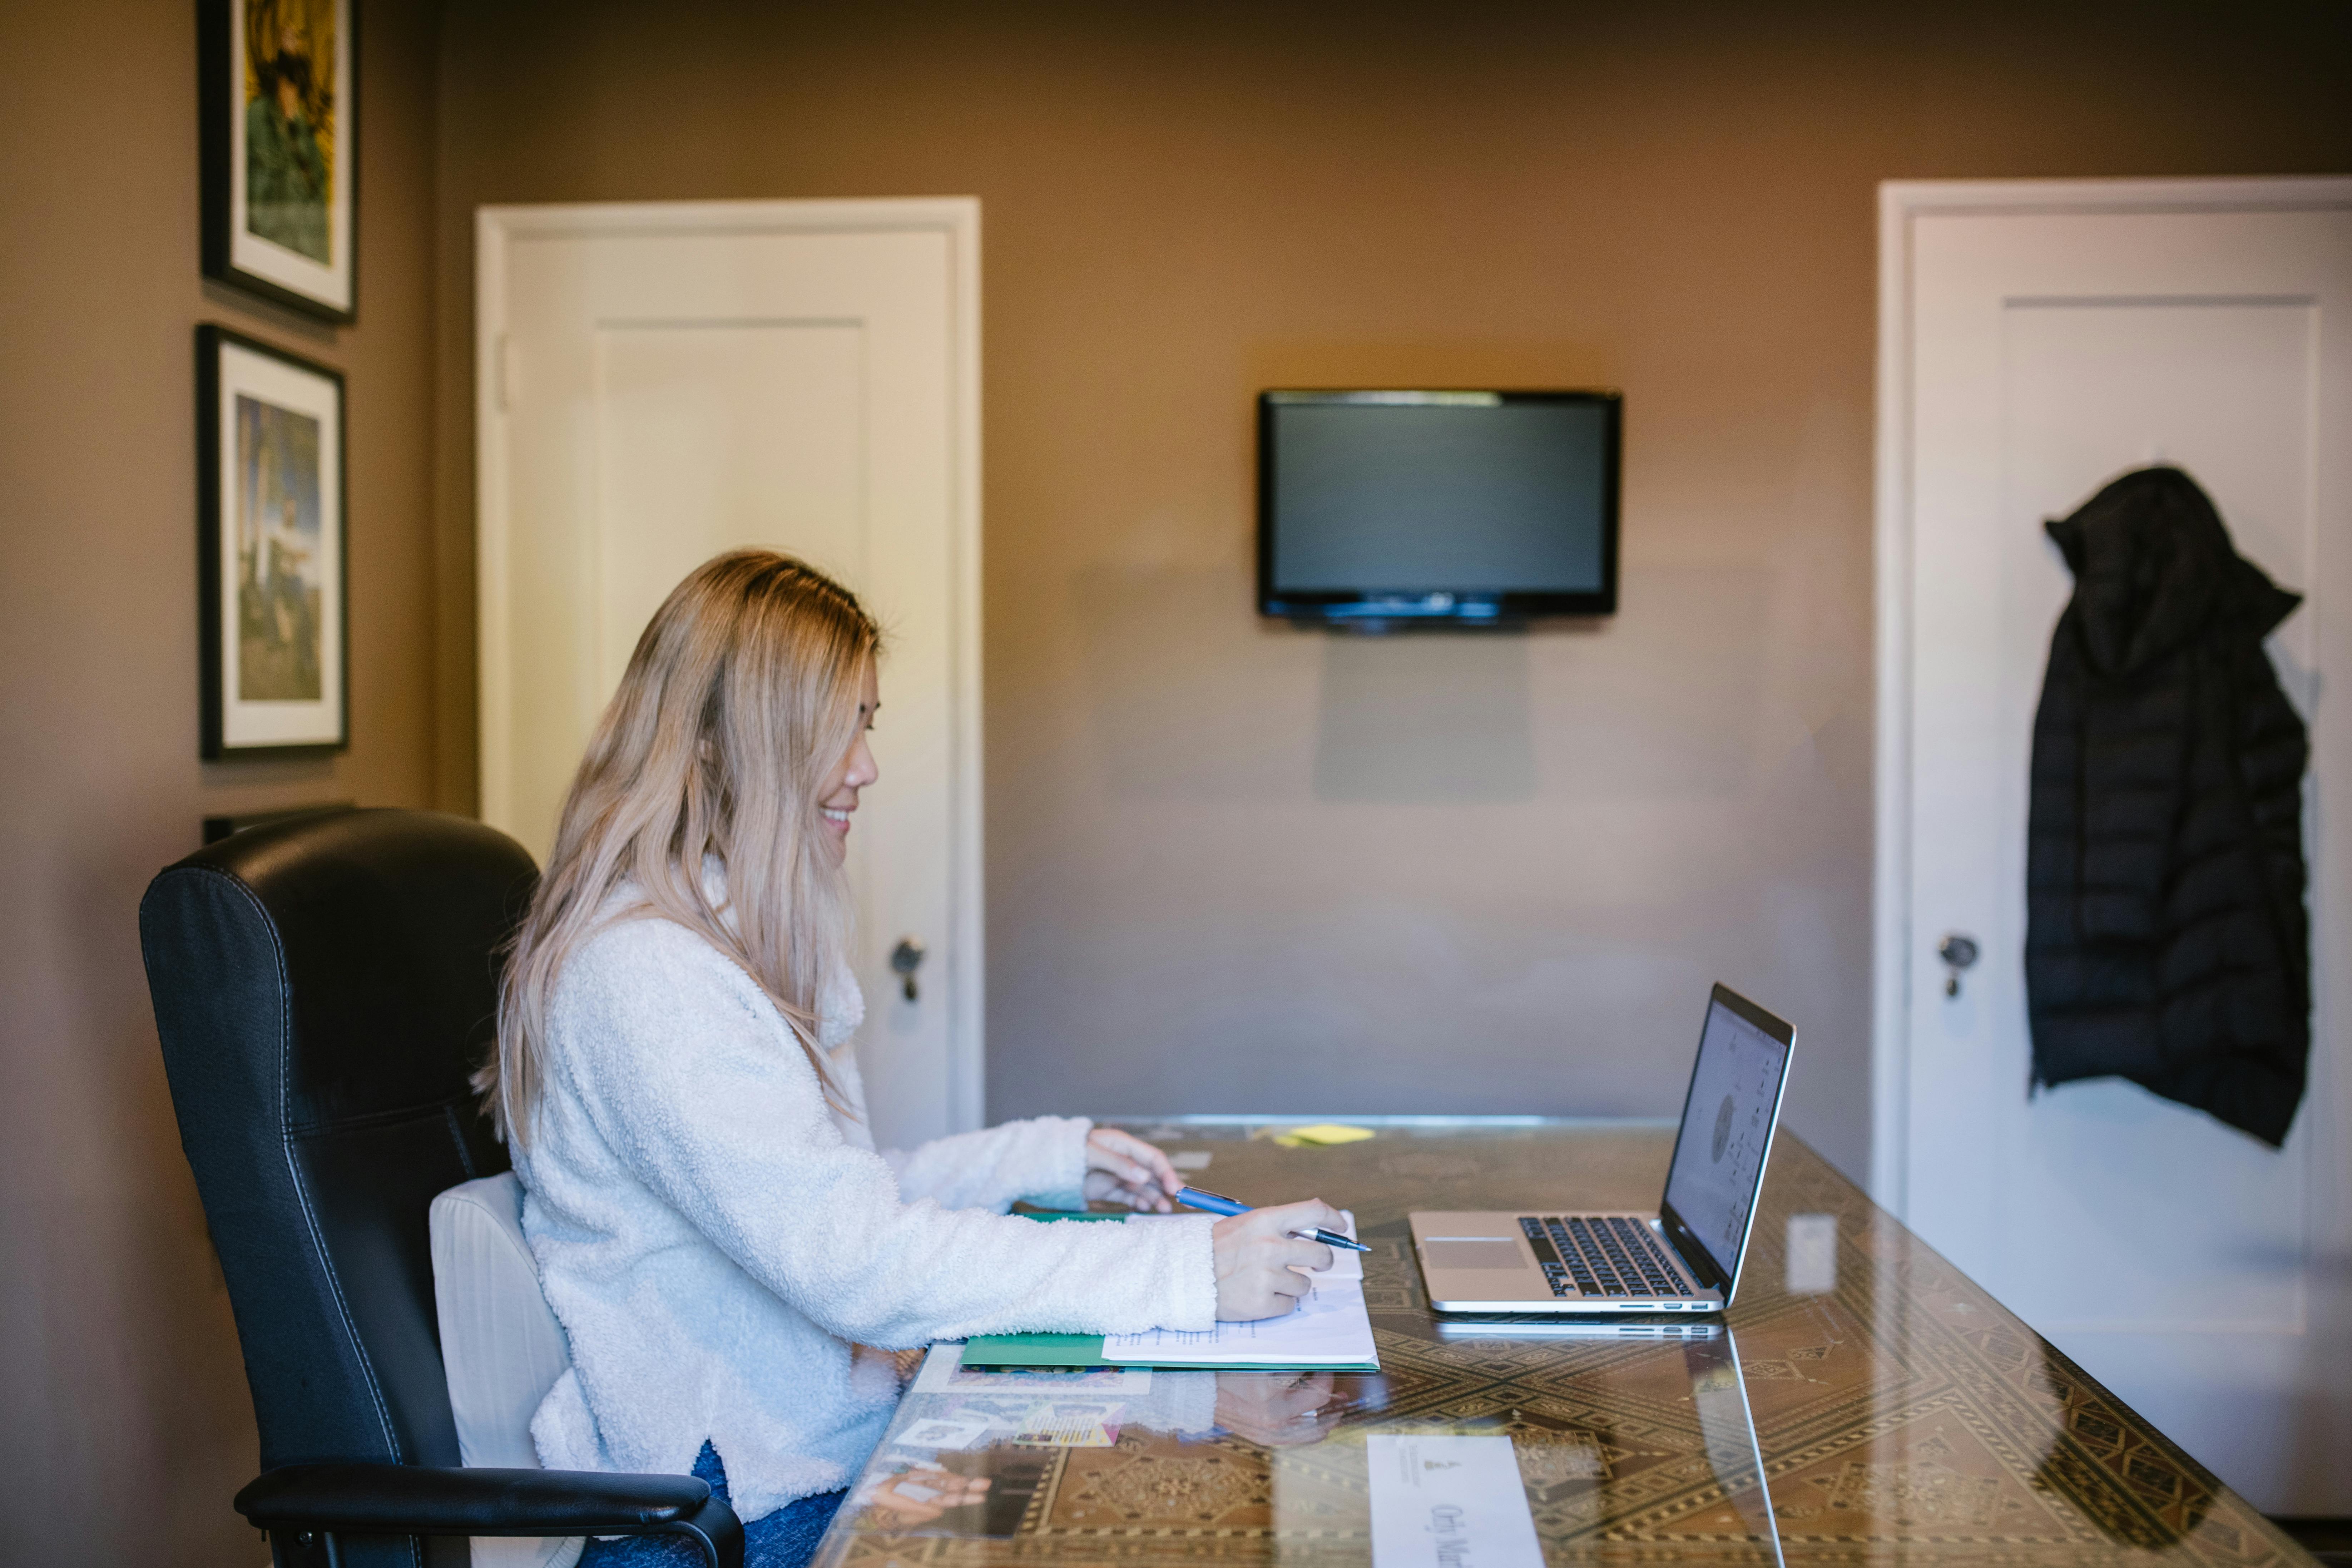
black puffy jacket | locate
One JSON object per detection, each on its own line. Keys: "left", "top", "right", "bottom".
{"left": 2024, "top": 466, "right": 2309, "bottom": 1146}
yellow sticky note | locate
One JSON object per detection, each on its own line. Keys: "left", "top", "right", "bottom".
{"left": 1272, "top": 1123, "right": 1376, "bottom": 1148}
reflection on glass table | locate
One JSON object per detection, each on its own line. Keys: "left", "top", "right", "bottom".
{"left": 1692, "top": 1328, "right": 1785, "bottom": 1568}
{"left": 812, "top": 1120, "right": 2317, "bottom": 1568}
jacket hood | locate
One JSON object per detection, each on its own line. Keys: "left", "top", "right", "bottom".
{"left": 2045, "top": 466, "right": 2300, "bottom": 678}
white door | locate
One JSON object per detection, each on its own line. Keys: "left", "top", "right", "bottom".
{"left": 1875, "top": 178, "right": 2352, "bottom": 1513}
{"left": 476, "top": 199, "right": 984, "bottom": 1151}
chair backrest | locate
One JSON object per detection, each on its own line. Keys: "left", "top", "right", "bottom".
{"left": 140, "top": 808, "right": 538, "bottom": 1474}
{"left": 430, "top": 1171, "right": 575, "bottom": 1469}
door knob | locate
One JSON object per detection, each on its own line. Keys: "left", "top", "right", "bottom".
{"left": 1936, "top": 933, "right": 1980, "bottom": 998}
{"left": 890, "top": 936, "right": 927, "bottom": 1002}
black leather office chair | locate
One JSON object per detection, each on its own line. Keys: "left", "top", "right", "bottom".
{"left": 140, "top": 808, "right": 742, "bottom": 1568}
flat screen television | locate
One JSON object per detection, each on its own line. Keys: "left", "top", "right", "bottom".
{"left": 1257, "top": 389, "right": 1621, "bottom": 625}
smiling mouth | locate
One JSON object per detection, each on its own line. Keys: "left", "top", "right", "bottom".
{"left": 821, "top": 808, "right": 852, "bottom": 828}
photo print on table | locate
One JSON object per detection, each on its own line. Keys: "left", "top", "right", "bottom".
{"left": 198, "top": 326, "right": 347, "bottom": 756}
{"left": 200, "top": 0, "right": 358, "bottom": 321}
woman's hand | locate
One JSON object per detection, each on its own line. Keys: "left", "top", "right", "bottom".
{"left": 1082, "top": 1127, "right": 1183, "bottom": 1212}
{"left": 864, "top": 1465, "right": 991, "bottom": 1526}
{"left": 1213, "top": 1199, "right": 1340, "bottom": 1320}
{"left": 1214, "top": 1371, "right": 1346, "bottom": 1446}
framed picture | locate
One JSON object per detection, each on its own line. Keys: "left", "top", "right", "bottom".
{"left": 200, "top": 0, "right": 358, "bottom": 322}
{"left": 199, "top": 326, "right": 348, "bottom": 757}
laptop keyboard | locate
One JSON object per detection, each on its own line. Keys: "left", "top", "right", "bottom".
{"left": 1519, "top": 1216, "right": 1693, "bottom": 1299}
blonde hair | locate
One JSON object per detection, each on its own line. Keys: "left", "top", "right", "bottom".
{"left": 480, "top": 550, "right": 881, "bottom": 1145}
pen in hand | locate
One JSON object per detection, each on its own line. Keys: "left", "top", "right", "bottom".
{"left": 1173, "top": 1186, "right": 1371, "bottom": 1252}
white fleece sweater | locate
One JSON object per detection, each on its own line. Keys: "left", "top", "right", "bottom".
{"left": 512, "top": 911, "right": 1220, "bottom": 1522}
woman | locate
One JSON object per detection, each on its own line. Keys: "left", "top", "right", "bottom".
{"left": 481, "top": 550, "right": 1338, "bottom": 1567}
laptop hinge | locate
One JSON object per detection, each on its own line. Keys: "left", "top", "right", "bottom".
{"left": 1658, "top": 1205, "right": 1730, "bottom": 1295}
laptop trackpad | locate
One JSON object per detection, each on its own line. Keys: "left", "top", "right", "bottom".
{"left": 1425, "top": 1239, "right": 1527, "bottom": 1271}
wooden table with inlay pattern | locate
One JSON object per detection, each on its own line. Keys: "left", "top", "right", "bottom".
{"left": 813, "top": 1119, "right": 2313, "bottom": 1567}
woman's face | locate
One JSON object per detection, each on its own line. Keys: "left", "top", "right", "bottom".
{"left": 816, "top": 662, "right": 880, "bottom": 866}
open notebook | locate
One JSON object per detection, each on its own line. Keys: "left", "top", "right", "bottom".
{"left": 959, "top": 1212, "right": 1379, "bottom": 1371}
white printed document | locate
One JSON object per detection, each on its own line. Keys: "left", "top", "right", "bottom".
{"left": 1100, "top": 1212, "right": 1375, "bottom": 1367}
{"left": 1366, "top": 1434, "right": 1544, "bottom": 1568}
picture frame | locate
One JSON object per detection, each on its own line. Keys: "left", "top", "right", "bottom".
{"left": 200, "top": 0, "right": 359, "bottom": 323}
{"left": 198, "top": 325, "right": 349, "bottom": 758}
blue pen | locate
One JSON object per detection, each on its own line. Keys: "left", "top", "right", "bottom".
{"left": 1174, "top": 1186, "right": 1371, "bottom": 1252}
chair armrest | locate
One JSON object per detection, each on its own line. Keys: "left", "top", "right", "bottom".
{"left": 236, "top": 1464, "right": 743, "bottom": 1565}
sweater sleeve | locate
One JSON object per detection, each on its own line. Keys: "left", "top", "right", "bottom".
{"left": 888, "top": 1117, "right": 1093, "bottom": 1212}
{"left": 551, "top": 921, "right": 1217, "bottom": 1348}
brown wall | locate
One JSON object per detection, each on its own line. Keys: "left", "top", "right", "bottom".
{"left": 5, "top": 4, "right": 2351, "bottom": 1556}
{"left": 433, "top": 1, "right": 2352, "bottom": 1181}
{"left": 0, "top": 0, "right": 443, "bottom": 1560}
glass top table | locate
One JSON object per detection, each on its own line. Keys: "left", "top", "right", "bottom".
{"left": 814, "top": 1118, "right": 2313, "bottom": 1567}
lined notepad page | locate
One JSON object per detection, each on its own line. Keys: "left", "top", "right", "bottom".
{"left": 1101, "top": 1213, "right": 1376, "bottom": 1367}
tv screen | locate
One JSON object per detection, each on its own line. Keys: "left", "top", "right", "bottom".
{"left": 1257, "top": 389, "right": 1621, "bottom": 624}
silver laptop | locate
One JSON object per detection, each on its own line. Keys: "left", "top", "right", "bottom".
{"left": 1433, "top": 1315, "right": 1722, "bottom": 1341}
{"left": 1411, "top": 984, "right": 1794, "bottom": 1314}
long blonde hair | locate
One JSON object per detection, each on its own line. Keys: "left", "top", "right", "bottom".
{"left": 480, "top": 550, "right": 881, "bottom": 1145}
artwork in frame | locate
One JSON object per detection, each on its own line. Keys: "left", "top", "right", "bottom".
{"left": 198, "top": 326, "right": 348, "bottom": 757}
{"left": 200, "top": 0, "right": 358, "bottom": 322}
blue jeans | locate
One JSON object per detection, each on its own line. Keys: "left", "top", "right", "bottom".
{"left": 576, "top": 1442, "right": 846, "bottom": 1568}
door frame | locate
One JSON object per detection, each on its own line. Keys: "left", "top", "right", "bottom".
{"left": 474, "top": 197, "right": 987, "bottom": 1133}
{"left": 1870, "top": 176, "right": 2352, "bottom": 1212}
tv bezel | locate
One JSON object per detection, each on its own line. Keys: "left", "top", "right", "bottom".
{"left": 1256, "top": 388, "right": 1623, "bottom": 625}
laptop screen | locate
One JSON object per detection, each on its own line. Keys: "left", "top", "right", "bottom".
{"left": 1661, "top": 991, "right": 1793, "bottom": 1284}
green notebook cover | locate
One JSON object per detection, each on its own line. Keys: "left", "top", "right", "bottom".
{"left": 971, "top": 1214, "right": 1379, "bottom": 1371}
{"left": 955, "top": 1331, "right": 1115, "bottom": 1367}
{"left": 956, "top": 1330, "right": 1377, "bottom": 1373}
